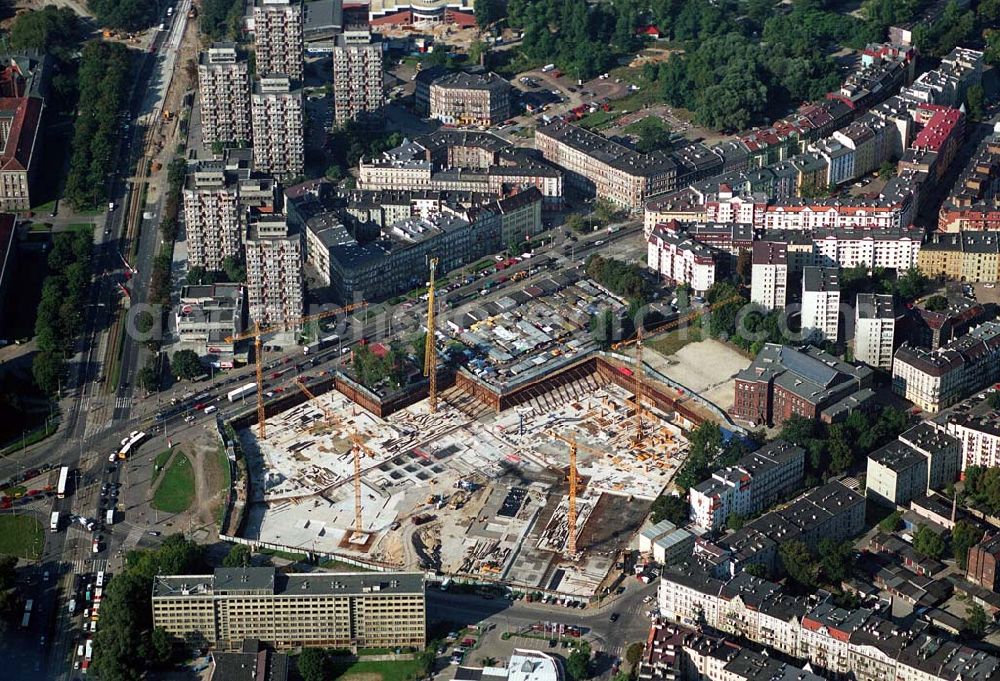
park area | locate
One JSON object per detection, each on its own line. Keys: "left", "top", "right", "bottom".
{"left": 152, "top": 451, "right": 195, "bottom": 514}
{"left": 0, "top": 515, "right": 44, "bottom": 560}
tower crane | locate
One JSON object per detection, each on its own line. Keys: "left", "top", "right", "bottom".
{"left": 296, "top": 379, "right": 373, "bottom": 534}
{"left": 548, "top": 431, "right": 608, "bottom": 557}
{"left": 423, "top": 257, "right": 439, "bottom": 413}
{"left": 226, "top": 301, "right": 367, "bottom": 440}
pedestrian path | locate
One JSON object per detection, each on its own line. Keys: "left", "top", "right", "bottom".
{"left": 72, "top": 558, "right": 108, "bottom": 574}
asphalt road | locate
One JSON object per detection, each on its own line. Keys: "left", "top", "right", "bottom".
{"left": 0, "top": 8, "right": 194, "bottom": 679}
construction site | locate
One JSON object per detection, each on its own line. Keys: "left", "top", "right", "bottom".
{"left": 233, "top": 347, "right": 699, "bottom": 597}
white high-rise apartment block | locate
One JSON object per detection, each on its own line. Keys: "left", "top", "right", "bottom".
{"left": 183, "top": 165, "right": 243, "bottom": 270}
{"left": 854, "top": 293, "right": 895, "bottom": 370}
{"left": 801, "top": 266, "right": 840, "bottom": 342}
{"left": 332, "top": 36, "right": 384, "bottom": 125}
{"left": 251, "top": 75, "right": 304, "bottom": 179}
{"left": 245, "top": 216, "right": 304, "bottom": 327}
{"left": 198, "top": 44, "right": 251, "bottom": 147}
{"left": 750, "top": 241, "right": 788, "bottom": 310}
{"left": 252, "top": 0, "right": 303, "bottom": 81}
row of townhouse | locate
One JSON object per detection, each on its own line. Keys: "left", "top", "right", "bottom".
{"left": 892, "top": 321, "right": 1000, "bottom": 412}
{"left": 658, "top": 564, "right": 1000, "bottom": 681}
{"left": 937, "top": 132, "right": 1000, "bottom": 232}
{"left": 644, "top": 47, "right": 982, "bottom": 227}
{"left": 918, "top": 230, "right": 1000, "bottom": 282}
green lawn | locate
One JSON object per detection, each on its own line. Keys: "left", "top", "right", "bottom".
{"left": 152, "top": 449, "right": 173, "bottom": 482}
{"left": 0, "top": 515, "right": 44, "bottom": 559}
{"left": 151, "top": 452, "right": 195, "bottom": 514}
{"left": 622, "top": 116, "right": 669, "bottom": 137}
{"left": 329, "top": 656, "right": 427, "bottom": 681}
{"left": 647, "top": 325, "right": 703, "bottom": 357}
{"left": 67, "top": 223, "right": 95, "bottom": 233}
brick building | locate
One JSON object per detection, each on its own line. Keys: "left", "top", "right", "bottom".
{"left": 967, "top": 534, "right": 1000, "bottom": 592}
{"left": 732, "top": 343, "right": 874, "bottom": 427}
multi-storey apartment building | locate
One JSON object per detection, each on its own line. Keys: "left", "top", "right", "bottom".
{"left": 646, "top": 222, "right": 719, "bottom": 294}
{"left": 945, "top": 410, "right": 1000, "bottom": 471}
{"left": 198, "top": 44, "right": 251, "bottom": 146}
{"left": 801, "top": 266, "right": 841, "bottom": 343}
{"left": 183, "top": 153, "right": 276, "bottom": 270}
{"left": 244, "top": 216, "right": 304, "bottom": 327}
{"left": 0, "top": 54, "right": 47, "bottom": 211}
{"left": 332, "top": 36, "right": 383, "bottom": 125}
{"left": 152, "top": 567, "right": 426, "bottom": 650}
{"left": 424, "top": 71, "right": 510, "bottom": 126}
{"left": 918, "top": 231, "right": 1000, "bottom": 282}
{"left": 251, "top": 75, "right": 304, "bottom": 179}
{"left": 750, "top": 241, "right": 788, "bottom": 310}
{"left": 898, "top": 421, "right": 961, "bottom": 492}
{"left": 535, "top": 121, "right": 676, "bottom": 209}
{"left": 855, "top": 293, "right": 896, "bottom": 370}
{"left": 689, "top": 440, "right": 805, "bottom": 531}
{"left": 867, "top": 440, "right": 931, "bottom": 507}
{"left": 892, "top": 321, "right": 1000, "bottom": 412}
{"left": 732, "top": 343, "right": 874, "bottom": 427}
{"left": 763, "top": 195, "right": 914, "bottom": 231}
{"left": 252, "top": 0, "right": 303, "bottom": 81}
{"left": 937, "top": 133, "right": 1000, "bottom": 233}
{"left": 358, "top": 130, "right": 563, "bottom": 207}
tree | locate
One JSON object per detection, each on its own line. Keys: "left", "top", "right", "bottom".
{"left": 727, "top": 513, "right": 746, "bottom": 531}
{"left": 966, "top": 603, "right": 990, "bottom": 636}
{"left": 988, "top": 391, "right": 1000, "bottom": 410}
{"left": 170, "top": 350, "right": 204, "bottom": 380}
{"left": 297, "top": 647, "right": 328, "bottom": 681}
{"left": 475, "top": 0, "right": 506, "bottom": 29}
{"left": 590, "top": 310, "right": 616, "bottom": 350}
{"left": 779, "top": 415, "right": 816, "bottom": 447}
{"left": 966, "top": 84, "right": 986, "bottom": 122}
{"left": 150, "top": 627, "right": 174, "bottom": 668}
{"left": 625, "top": 642, "right": 644, "bottom": 668}
{"left": 88, "top": 0, "right": 159, "bottom": 31}
{"left": 736, "top": 249, "right": 752, "bottom": 286}
{"left": 136, "top": 365, "right": 159, "bottom": 393}
{"left": 878, "top": 510, "right": 903, "bottom": 533}
{"left": 952, "top": 520, "right": 984, "bottom": 569}
{"left": 779, "top": 540, "right": 817, "bottom": 588}
{"left": 221, "top": 256, "right": 246, "bottom": 283}
{"left": 565, "top": 213, "right": 587, "bottom": 233}
{"left": 745, "top": 563, "right": 767, "bottom": 578}
{"left": 649, "top": 495, "right": 687, "bottom": 525}
{"left": 566, "top": 641, "right": 591, "bottom": 681}
{"left": 924, "top": 295, "right": 948, "bottom": 312}
{"left": 878, "top": 160, "right": 897, "bottom": 179}
{"left": 32, "top": 351, "right": 64, "bottom": 395}
{"left": 469, "top": 40, "right": 489, "bottom": 66}
{"left": 0, "top": 556, "right": 17, "bottom": 591}
{"left": 9, "top": 6, "right": 80, "bottom": 56}
{"left": 818, "top": 539, "right": 853, "bottom": 584}
{"left": 223, "top": 544, "right": 252, "bottom": 568}
{"left": 912, "top": 524, "right": 946, "bottom": 560}
{"left": 324, "top": 164, "right": 343, "bottom": 182}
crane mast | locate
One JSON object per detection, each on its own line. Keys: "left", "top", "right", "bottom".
{"left": 424, "top": 257, "right": 439, "bottom": 413}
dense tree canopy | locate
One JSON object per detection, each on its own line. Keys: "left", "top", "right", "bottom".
{"left": 170, "top": 350, "right": 204, "bottom": 380}
{"left": 88, "top": 0, "right": 159, "bottom": 31}
{"left": 650, "top": 494, "right": 688, "bottom": 525}
{"left": 65, "top": 41, "right": 132, "bottom": 210}
{"left": 9, "top": 6, "right": 81, "bottom": 56}
{"left": 585, "top": 255, "right": 651, "bottom": 304}
{"left": 200, "top": 0, "right": 242, "bottom": 42}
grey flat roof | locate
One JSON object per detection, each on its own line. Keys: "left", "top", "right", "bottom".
{"left": 153, "top": 567, "right": 425, "bottom": 598}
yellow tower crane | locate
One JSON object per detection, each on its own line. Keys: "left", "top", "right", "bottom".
{"left": 423, "top": 257, "right": 440, "bottom": 413}
{"left": 296, "top": 379, "right": 373, "bottom": 533}
{"left": 549, "top": 432, "right": 609, "bottom": 557}
{"left": 226, "top": 301, "right": 367, "bottom": 440}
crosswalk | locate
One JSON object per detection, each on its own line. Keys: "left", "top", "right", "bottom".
{"left": 72, "top": 558, "right": 108, "bottom": 574}
{"left": 115, "top": 396, "right": 132, "bottom": 409}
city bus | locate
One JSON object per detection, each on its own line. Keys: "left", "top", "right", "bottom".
{"left": 56, "top": 466, "right": 69, "bottom": 498}
{"left": 117, "top": 430, "right": 147, "bottom": 460}
{"left": 50, "top": 511, "right": 60, "bottom": 532}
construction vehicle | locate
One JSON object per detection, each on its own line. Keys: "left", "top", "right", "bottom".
{"left": 225, "top": 301, "right": 367, "bottom": 439}
{"left": 423, "top": 258, "right": 439, "bottom": 412}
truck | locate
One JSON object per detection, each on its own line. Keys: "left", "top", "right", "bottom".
{"left": 541, "top": 64, "right": 556, "bottom": 72}
{"left": 50, "top": 511, "right": 60, "bottom": 532}
{"left": 105, "top": 509, "right": 114, "bottom": 526}
{"left": 304, "top": 334, "right": 339, "bottom": 355}
{"left": 228, "top": 382, "right": 257, "bottom": 402}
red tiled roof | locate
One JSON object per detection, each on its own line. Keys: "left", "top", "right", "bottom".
{"left": 0, "top": 96, "right": 42, "bottom": 172}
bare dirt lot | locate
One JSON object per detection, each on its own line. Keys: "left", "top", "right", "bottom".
{"left": 644, "top": 338, "right": 749, "bottom": 412}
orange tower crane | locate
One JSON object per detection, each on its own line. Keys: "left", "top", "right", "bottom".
{"left": 549, "top": 432, "right": 607, "bottom": 557}
{"left": 423, "top": 257, "right": 439, "bottom": 413}
{"left": 226, "top": 301, "right": 367, "bottom": 440}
